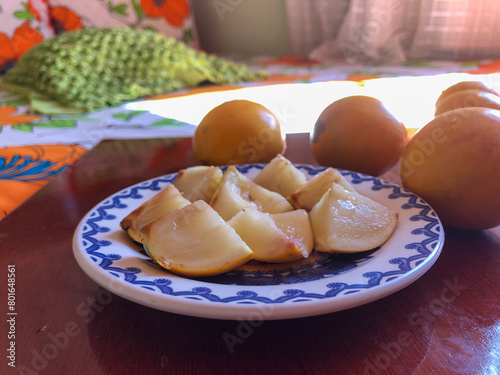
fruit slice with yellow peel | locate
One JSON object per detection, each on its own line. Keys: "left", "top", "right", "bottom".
{"left": 253, "top": 154, "right": 307, "bottom": 197}
{"left": 141, "top": 200, "right": 254, "bottom": 277}
{"left": 120, "top": 184, "right": 190, "bottom": 243}
{"left": 309, "top": 184, "right": 398, "bottom": 253}
{"left": 227, "top": 208, "right": 313, "bottom": 263}
{"left": 210, "top": 165, "right": 294, "bottom": 221}
{"left": 174, "top": 165, "right": 223, "bottom": 203}
{"left": 288, "top": 167, "right": 355, "bottom": 211}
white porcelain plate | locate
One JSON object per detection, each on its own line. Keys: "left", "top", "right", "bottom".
{"left": 73, "top": 164, "right": 444, "bottom": 320}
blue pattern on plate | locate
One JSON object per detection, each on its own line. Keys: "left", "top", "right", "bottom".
{"left": 80, "top": 164, "right": 441, "bottom": 304}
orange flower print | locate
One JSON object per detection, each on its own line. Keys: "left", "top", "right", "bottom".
{"left": 12, "top": 22, "right": 44, "bottom": 56}
{"left": 0, "top": 22, "right": 43, "bottom": 74}
{"left": 0, "top": 144, "right": 87, "bottom": 219}
{"left": 466, "top": 60, "right": 500, "bottom": 75}
{"left": 49, "top": 6, "right": 83, "bottom": 34}
{"left": 0, "top": 106, "right": 41, "bottom": 127}
{"left": 140, "top": 0, "right": 189, "bottom": 27}
{"left": 27, "top": 0, "right": 41, "bottom": 20}
{"left": 0, "top": 34, "right": 18, "bottom": 75}
{"left": 27, "top": 0, "right": 51, "bottom": 21}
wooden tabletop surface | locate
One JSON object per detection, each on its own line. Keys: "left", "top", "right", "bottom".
{"left": 1, "top": 133, "right": 498, "bottom": 375}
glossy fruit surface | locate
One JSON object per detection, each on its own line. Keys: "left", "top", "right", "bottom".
{"left": 401, "top": 107, "right": 500, "bottom": 230}
{"left": 193, "top": 100, "right": 285, "bottom": 165}
{"left": 309, "top": 184, "right": 398, "bottom": 252}
{"left": 311, "top": 96, "right": 407, "bottom": 176}
{"left": 141, "top": 200, "right": 254, "bottom": 277}
{"left": 435, "top": 89, "right": 500, "bottom": 116}
{"left": 435, "top": 80, "right": 499, "bottom": 108}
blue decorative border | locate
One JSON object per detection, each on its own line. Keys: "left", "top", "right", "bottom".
{"left": 79, "top": 164, "right": 443, "bottom": 305}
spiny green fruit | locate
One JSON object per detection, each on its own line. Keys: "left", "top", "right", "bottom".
{"left": 2, "top": 28, "right": 265, "bottom": 114}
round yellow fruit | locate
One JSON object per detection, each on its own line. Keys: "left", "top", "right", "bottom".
{"left": 435, "top": 80, "right": 499, "bottom": 108}
{"left": 434, "top": 89, "right": 500, "bottom": 116}
{"left": 311, "top": 95, "right": 407, "bottom": 176}
{"left": 401, "top": 107, "right": 500, "bottom": 230}
{"left": 192, "top": 100, "right": 285, "bottom": 166}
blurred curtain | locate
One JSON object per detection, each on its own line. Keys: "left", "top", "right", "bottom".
{"left": 286, "top": 0, "right": 500, "bottom": 63}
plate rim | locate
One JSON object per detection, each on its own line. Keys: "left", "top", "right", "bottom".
{"left": 72, "top": 163, "right": 445, "bottom": 320}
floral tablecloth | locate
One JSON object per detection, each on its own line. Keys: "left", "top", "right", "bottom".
{"left": 1, "top": 57, "right": 499, "bottom": 219}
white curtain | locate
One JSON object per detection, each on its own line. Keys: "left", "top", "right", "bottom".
{"left": 286, "top": 0, "right": 500, "bottom": 63}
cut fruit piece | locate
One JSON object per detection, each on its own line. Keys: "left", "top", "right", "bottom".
{"left": 288, "top": 167, "right": 356, "bottom": 211}
{"left": 141, "top": 200, "right": 254, "bottom": 277}
{"left": 120, "top": 184, "right": 190, "bottom": 243}
{"left": 227, "top": 208, "right": 313, "bottom": 263}
{"left": 309, "top": 183, "right": 398, "bottom": 253}
{"left": 173, "top": 165, "right": 223, "bottom": 203}
{"left": 253, "top": 154, "right": 307, "bottom": 197}
{"left": 271, "top": 209, "right": 314, "bottom": 260}
{"left": 210, "top": 165, "right": 294, "bottom": 221}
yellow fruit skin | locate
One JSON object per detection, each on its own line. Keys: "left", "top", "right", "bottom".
{"left": 401, "top": 107, "right": 500, "bottom": 230}
{"left": 311, "top": 96, "right": 407, "bottom": 176}
{"left": 434, "top": 90, "right": 500, "bottom": 117}
{"left": 192, "top": 100, "right": 285, "bottom": 165}
{"left": 435, "top": 81, "right": 499, "bottom": 108}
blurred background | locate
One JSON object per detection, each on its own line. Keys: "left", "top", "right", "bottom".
{"left": 192, "top": 0, "right": 500, "bottom": 62}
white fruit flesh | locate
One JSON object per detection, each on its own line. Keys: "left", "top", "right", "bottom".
{"left": 174, "top": 166, "right": 223, "bottom": 203}
{"left": 120, "top": 184, "right": 190, "bottom": 243}
{"left": 228, "top": 208, "right": 311, "bottom": 263}
{"left": 122, "top": 156, "right": 401, "bottom": 277}
{"left": 288, "top": 167, "right": 356, "bottom": 211}
{"left": 210, "top": 166, "right": 293, "bottom": 221}
{"left": 309, "top": 184, "right": 398, "bottom": 252}
{"left": 141, "top": 200, "right": 254, "bottom": 277}
{"left": 253, "top": 154, "right": 307, "bottom": 197}
{"left": 271, "top": 209, "right": 314, "bottom": 259}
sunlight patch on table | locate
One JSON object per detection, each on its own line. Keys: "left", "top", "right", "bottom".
{"left": 126, "top": 73, "right": 500, "bottom": 136}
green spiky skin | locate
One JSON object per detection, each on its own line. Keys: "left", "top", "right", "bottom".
{"left": 2, "top": 28, "right": 265, "bottom": 112}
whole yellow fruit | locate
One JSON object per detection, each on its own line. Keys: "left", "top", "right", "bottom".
{"left": 435, "top": 80, "right": 499, "bottom": 108}
{"left": 311, "top": 95, "right": 407, "bottom": 176}
{"left": 434, "top": 89, "right": 500, "bottom": 117}
{"left": 401, "top": 107, "right": 500, "bottom": 230}
{"left": 192, "top": 100, "right": 285, "bottom": 165}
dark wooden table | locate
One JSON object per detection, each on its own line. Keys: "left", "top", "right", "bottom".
{"left": 1, "top": 133, "right": 499, "bottom": 375}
